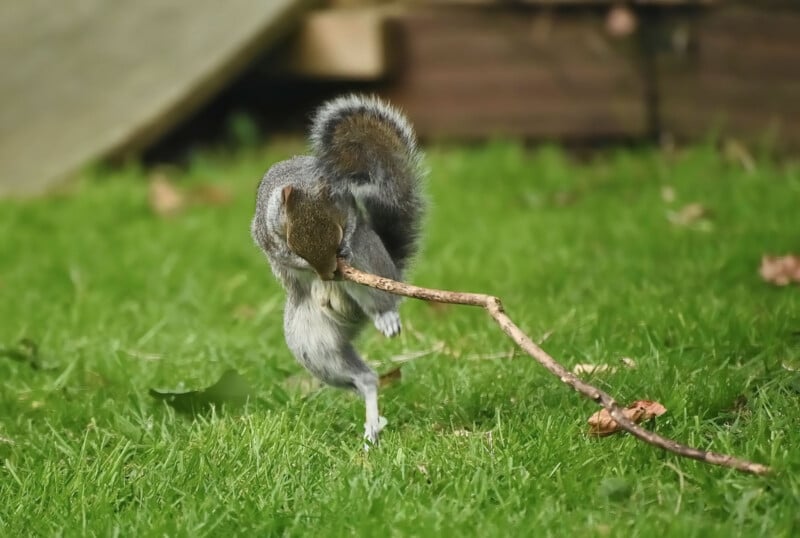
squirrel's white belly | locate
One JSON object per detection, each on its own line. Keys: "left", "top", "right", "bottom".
{"left": 311, "top": 279, "right": 362, "bottom": 326}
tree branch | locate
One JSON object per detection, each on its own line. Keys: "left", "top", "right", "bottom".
{"left": 338, "top": 259, "right": 772, "bottom": 476}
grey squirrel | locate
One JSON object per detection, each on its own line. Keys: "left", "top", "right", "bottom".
{"left": 250, "top": 94, "right": 425, "bottom": 446}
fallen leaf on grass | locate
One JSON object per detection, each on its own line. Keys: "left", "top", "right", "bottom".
{"left": 149, "top": 369, "right": 253, "bottom": 415}
{"left": 759, "top": 254, "right": 800, "bottom": 286}
{"left": 588, "top": 400, "right": 667, "bottom": 436}
{"left": 148, "top": 174, "right": 233, "bottom": 217}
{"left": 379, "top": 366, "right": 402, "bottom": 387}
{"left": 573, "top": 358, "right": 637, "bottom": 375}
{"left": 573, "top": 363, "right": 616, "bottom": 375}
{"left": 148, "top": 174, "right": 185, "bottom": 217}
{"left": 667, "top": 203, "right": 713, "bottom": 228}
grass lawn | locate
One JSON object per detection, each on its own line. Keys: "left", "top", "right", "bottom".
{"left": 1, "top": 142, "right": 799, "bottom": 536}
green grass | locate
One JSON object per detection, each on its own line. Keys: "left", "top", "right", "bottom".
{"left": 1, "top": 142, "right": 799, "bottom": 536}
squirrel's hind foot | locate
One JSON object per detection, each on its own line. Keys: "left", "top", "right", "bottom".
{"left": 363, "top": 416, "right": 388, "bottom": 450}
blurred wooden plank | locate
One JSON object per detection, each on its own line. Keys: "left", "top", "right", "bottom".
{"left": 657, "top": 5, "right": 800, "bottom": 148}
{"left": 280, "top": 8, "right": 393, "bottom": 79}
{"left": 425, "top": 0, "right": 716, "bottom": 5}
{"left": 328, "top": 0, "right": 717, "bottom": 3}
{"left": 326, "top": 0, "right": 397, "bottom": 7}
{"left": 0, "top": 0, "right": 317, "bottom": 197}
{"left": 382, "top": 8, "right": 647, "bottom": 140}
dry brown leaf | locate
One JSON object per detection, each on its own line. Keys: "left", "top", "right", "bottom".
{"left": 667, "top": 203, "right": 712, "bottom": 227}
{"left": 573, "top": 363, "right": 617, "bottom": 375}
{"left": 574, "top": 358, "right": 637, "bottom": 375}
{"left": 759, "top": 254, "right": 800, "bottom": 286}
{"left": 379, "top": 366, "right": 402, "bottom": 387}
{"left": 588, "top": 400, "right": 667, "bottom": 436}
{"left": 148, "top": 174, "right": 185, "bottom": 217}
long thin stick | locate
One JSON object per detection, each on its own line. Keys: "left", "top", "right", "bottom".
{"left": 338, "top": 260, "right": 771, "bottom": 476}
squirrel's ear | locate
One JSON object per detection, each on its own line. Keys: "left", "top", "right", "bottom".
{"left": 281, "top": 186, "right": 293, "bottom": 204}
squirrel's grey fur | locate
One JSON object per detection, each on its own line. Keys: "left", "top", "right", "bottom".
{"left": 251, "top": 95, "right": 425, "bottom": 445}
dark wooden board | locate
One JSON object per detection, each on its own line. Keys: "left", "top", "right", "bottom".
{"left": 656, "top": 6, "right": 800, "bottom": 148}
{"left": 381, "top": 8, "right": 648, "bottom": 141}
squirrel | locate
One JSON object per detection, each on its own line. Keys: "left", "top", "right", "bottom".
{"left": 250, "top": 94, "right": 425, "bottom": 446}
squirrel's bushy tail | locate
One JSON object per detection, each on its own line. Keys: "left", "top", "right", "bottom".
{"left": 310, "top": 94, "right": 425, "bottom": 272}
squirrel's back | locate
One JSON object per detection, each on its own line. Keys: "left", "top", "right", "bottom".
{"left": 310, "top": 95, "right": 425, "bottom": 272}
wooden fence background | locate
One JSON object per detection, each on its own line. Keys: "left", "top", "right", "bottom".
{"left": 2, "top": 0, "right": 797, "bottom": 195}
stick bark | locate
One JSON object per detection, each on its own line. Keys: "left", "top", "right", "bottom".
{"left": 338, "top": 259, "right": 771, "bottom": 476}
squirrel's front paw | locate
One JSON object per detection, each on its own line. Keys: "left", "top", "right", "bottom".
{"left": 374, "top": 311, "right": 401, "bottom": 338}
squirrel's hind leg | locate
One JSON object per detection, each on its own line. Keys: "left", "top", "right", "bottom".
{"left": 351, "top": 369, "right": 387, "bottom": 449}
{"left": 283, "top": 302, "right": 388, "bottom": 447}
